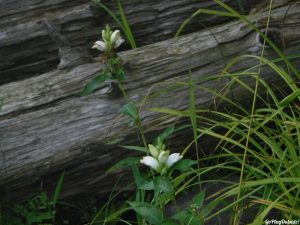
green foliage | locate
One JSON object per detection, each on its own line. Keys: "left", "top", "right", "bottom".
{"left": 80, "top": 57, "right": 125, "bottom": 96}
{"left": 6, "top": 192, "right": 54, "bottom": 225}
{"left": 120, "top": 145, "right": 148, "bottom": 153}
{"left": 153, "top": 125, "right": 175, "bottom": 147}
{"left": 1, "top": 173, "right": 64, "bottom": 225}
{"left": 128, "top": 201, "right": 164, "bottom": 225}
{"left": 173, "top": 210, "right": 203, "bottom": 225}
{"left": 119, "top": 102, "right": 139, "bottom": 126}
{"left": 106, "top": 157, "right": 140, "bottom": 174}
{"left": 80, "top": 72, "right": 109, "bottom": 96}
{"left": 169, "top": 159, "right": 197, "bottom": 173}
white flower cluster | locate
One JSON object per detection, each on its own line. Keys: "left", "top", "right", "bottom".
{"left": 92, "top": 25, "right": 124, "bottom": 52}
{"left": 140, "top": 144, "right": 182, "bottom": 174}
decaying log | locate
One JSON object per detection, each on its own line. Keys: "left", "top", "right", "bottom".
{"left": 0, "top": 0, "right": 261, "bottom": 84}
{"left": 0, "top": 1, "right": 300, "bottom": 200}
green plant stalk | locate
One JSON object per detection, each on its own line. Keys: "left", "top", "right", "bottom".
{"left": 232, "top": 1, "right": 273, "bottom": 224}
{"left": 188, "top": 69, "right": 202, "bottom": 191}
{"left": 52, "top": 171, "right": 65, "bottom": 224}
{"left": 90, "top": 177, "right": 123, "bottom": 225}
{"left": 116, "top": 0, "right": 137, "bottom": 48}
{"left": 205, "top": 186, "right": 263, "bottom": 222}
{"left": 119, "top": 80, "right": 147, "bottom": 148}
{"left": 136, "top": 119, "right": 147, "bottom": 149}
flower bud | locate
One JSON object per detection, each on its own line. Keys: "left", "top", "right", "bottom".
{"left": 158, "top": 150, "right": 169, "bottom": 165}
{"left": 148, "top": 144, "right": 159, "bottom": 158}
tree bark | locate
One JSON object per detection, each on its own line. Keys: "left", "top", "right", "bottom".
{"left": 0, "top": 0, "right": 261, "bottom": 84}
{"left": 0, "top": 0, "right": 299, "bottom": 201}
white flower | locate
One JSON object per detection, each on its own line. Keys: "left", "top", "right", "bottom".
{"left": 92, "top": 41, "right": 107, "bottom": 51}
{"left": 115, "top": 37, "right": 124, "bottom": 48}
{"left": 110, "top": 30, "right": 120, "bottom": 44}
{"left": 93, "top": 25, "right": 124, "bottom": 52}
{"left": 110, "top": 30, "right": 124, "bottom": 49}
{"left": 148, "top": 144, "right": 159, "bottom": 158}
{"left": 166, "top": 153, "right": 182, "bottom": 168}
{"left": 141, "top": 146, "right": 182, "bottom": 174}
{"left": 140, "top": 156, "right": 160, "bottom": 172}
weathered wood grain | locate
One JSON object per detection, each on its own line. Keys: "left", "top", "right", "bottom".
{"left": 0, "top": 0, "right": 262, "bottom": 84}
{"left": 0, "top": 1, "right": 300, "bottom": 200}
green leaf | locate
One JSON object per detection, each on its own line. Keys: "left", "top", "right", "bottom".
{"left": 173, "top": 210, "right": 203, "bottom": 225}
{"left": 120, "top": 145, "right": 148, "bottom": 153}
{"left": 279, "top": 89, "right": 300, "bottom": 107}
{"left": 150, "top": 107, "right": 188, "bottom": 117}
{"left": 191, "top": 189, "right": 206, "bottom": 207}
{"left": 132, "top": 165, "right": 151, "bottom": 189}
{"left": 176, "top": 9, "right": 235, "bottom": 37}
{"left": 114, "top": 68, "right": 126, "bottom": 81}
{"left": 52, "top": 171, "right": 65, "bottom": 208}
{"left": 162, "top": 220, "right": 179, "bottom": 225}
{"left": 154, "top": 176, "right": 174, "bottom": 194}
{"left": 107, "top": 157, "right": 140, "bottom": 174}
{"left": 105, "top": 206, "right": 131, "bottom": 222}
{"left": 203, "top": 200, "right": 219, "bottom": 216}
{"left": 139, "top": 180, "right": 155, "bottom": 190}
{"left": 128, "top": 201, "right": 164, "bottom": 225}
{"left": 120, "top": 102, "right": 139, "bottom": 120}
{"left": 153, "top": 125, "right": 176, "bottom": 146}
{"left": 80, "top": 73, "right": 108, "bottom": 96}
{"left": 169, "top": 159, "right": 197, "bottom": 172}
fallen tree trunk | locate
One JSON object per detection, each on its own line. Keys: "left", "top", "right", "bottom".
{"left": 1, "top": 0, "right": 300, "bottom": 201}
{"left": 0, "top": 0, "right": 261, "bottom": 84}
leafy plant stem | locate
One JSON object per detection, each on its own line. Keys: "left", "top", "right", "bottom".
{"left": 118, "top": 82, "right": 147, "bottom": 148}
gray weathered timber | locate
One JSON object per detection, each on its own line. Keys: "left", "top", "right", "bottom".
{"left": 0, "top": 1, "right": 300, "bottom": 200}
{"left": 0, "top": 0, "right": 261, "bottom": 84}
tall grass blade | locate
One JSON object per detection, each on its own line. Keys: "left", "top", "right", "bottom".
{"left": 117, "top": 0, "right": 136, "bottom": 48}
{"left": 175, "top": 9, "right": 235, "bottom": 37}
{"left": 213, "top": 0, "right": 300, "bottom": 79}
{"left": 53, "top": 171, "right": 65, "bottom": 208}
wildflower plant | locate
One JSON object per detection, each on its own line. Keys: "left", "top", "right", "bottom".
{"left": 81, "top": 25, "right": 126, "bottom": 96}
{"left": 104, "top": 125, "right": 199, "bottom": 225}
